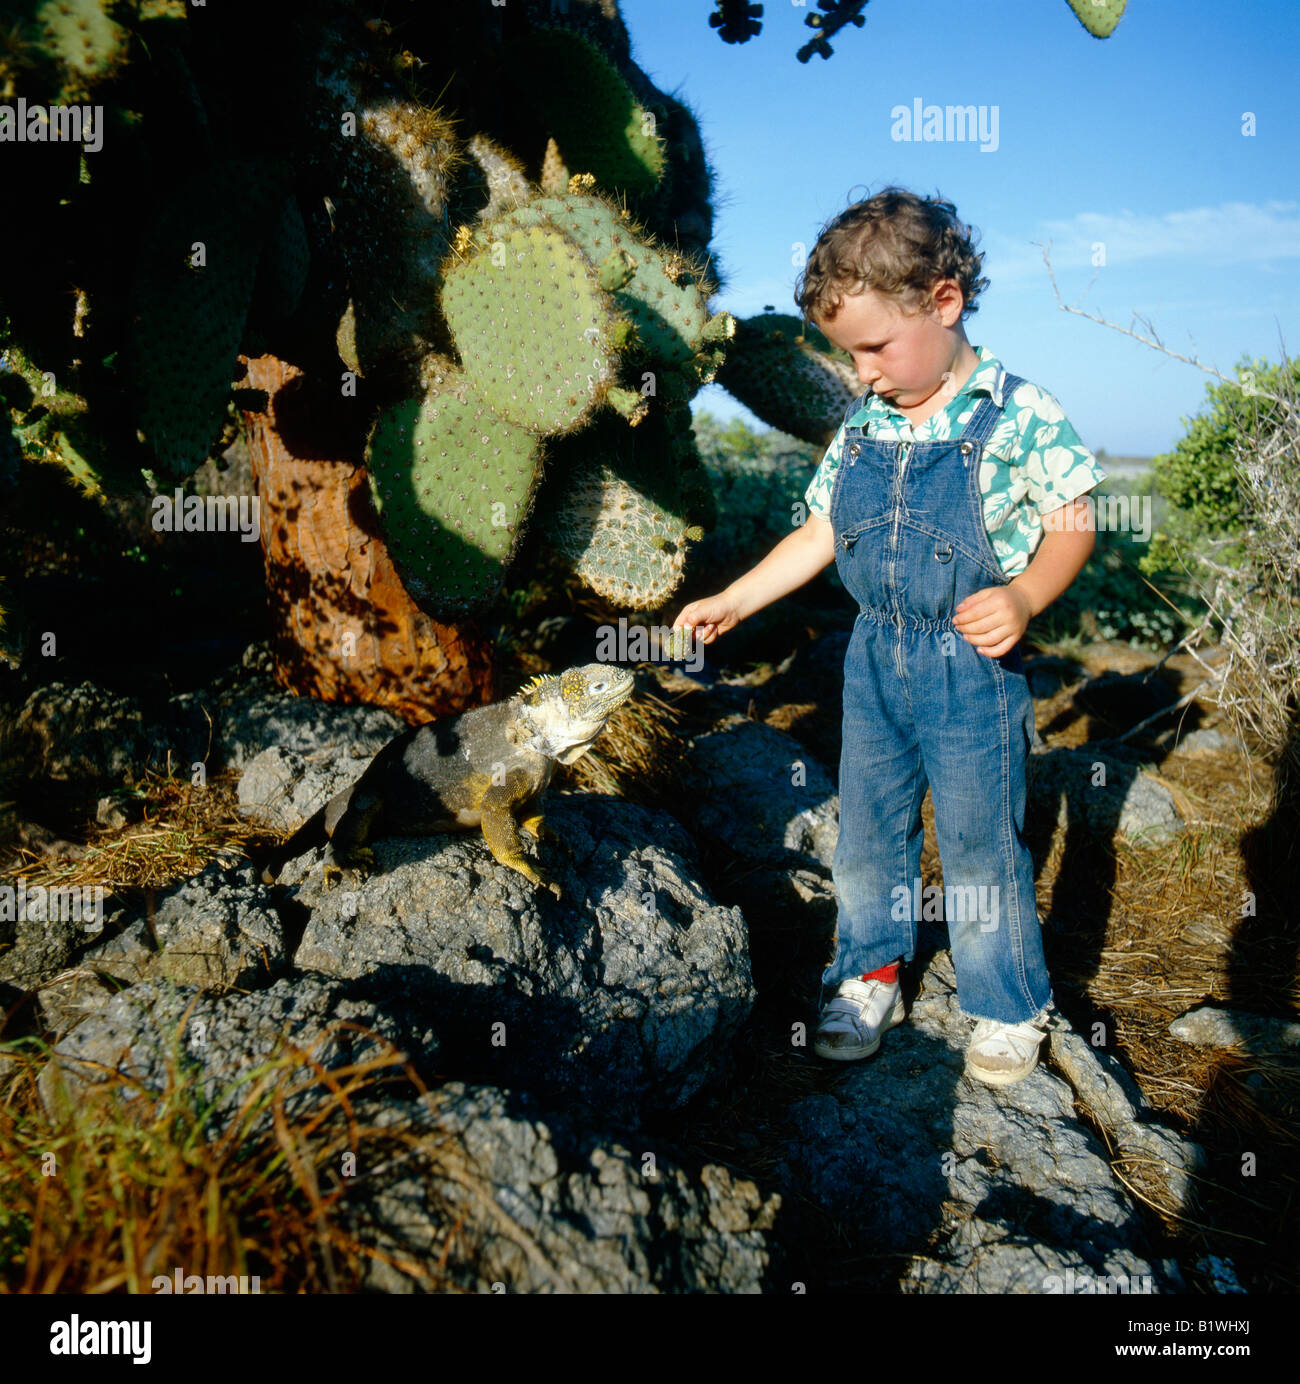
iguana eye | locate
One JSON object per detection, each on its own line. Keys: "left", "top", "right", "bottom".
{"left": 590, "top": 680, "right": 608, "bottom": 692}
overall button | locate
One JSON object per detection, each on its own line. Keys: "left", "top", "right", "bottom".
{"left": 848, "top": 442, "right": 861, "bottom": 459}
{"left": 934, "top": 543, "right": 953, "bottom": 564}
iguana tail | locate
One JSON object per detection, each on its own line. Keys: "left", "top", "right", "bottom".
{"left": 260, "top": 803, "right": 329, "bottom": 884}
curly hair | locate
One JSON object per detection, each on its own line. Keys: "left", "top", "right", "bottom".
{"left": 794, "top": 186, "right": 989, "bottom": 325}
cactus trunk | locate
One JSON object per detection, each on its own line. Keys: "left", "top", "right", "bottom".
{"left": 239, "top": 354, "right": 495, "bottom": 721}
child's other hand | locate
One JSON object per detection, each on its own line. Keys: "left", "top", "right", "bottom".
{"left": 953, "top": 584, "right": 1033, "bottom": 658}
{"left": 670, "top": 592, "right": 741, "bottom": 645}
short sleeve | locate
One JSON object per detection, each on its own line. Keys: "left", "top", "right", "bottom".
{"left": 1013, "top": 386, "right": 1107, "bottom": 514}
{"left": 804, "top": 418, "right": 846, "bottom": 520}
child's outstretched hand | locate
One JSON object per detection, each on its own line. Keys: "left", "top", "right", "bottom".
{"left": 670, "top": 591, "right": 743, "bottom": 646}
{"left": 953, "top": 584, "right": 1033, "bottom": 658}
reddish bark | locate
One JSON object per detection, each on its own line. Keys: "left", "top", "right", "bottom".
{"left": 239, "top": 353, "right": 495, "bottom": 722}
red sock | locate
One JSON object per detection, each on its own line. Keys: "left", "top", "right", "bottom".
{"left": 861, "top": 961, "right": 900, "bottom": 984}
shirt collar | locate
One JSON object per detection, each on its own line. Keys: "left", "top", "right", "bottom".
{"left": 863, "top": 343, "right": 1008, "bottom": 416}
{"left": 961, "top": 345, "right": 1008, "bottom": 407}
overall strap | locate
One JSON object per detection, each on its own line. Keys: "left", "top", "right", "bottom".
{"left": 960, "top": 370, "right": 1024, "bottom": 449}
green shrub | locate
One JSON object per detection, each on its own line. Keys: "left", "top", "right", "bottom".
{"left": 691, "top": 410, "right": 818, "bottom": 574}
{"left": 1144, "top": 355, "right": 1300, "bottom": 575}
{"left": 1032, "top": 472, "right": 1205, "bottom": 650}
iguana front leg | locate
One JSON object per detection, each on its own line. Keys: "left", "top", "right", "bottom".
{"left": 480, "top": 773, "right": 561, "bottom": 898}
{"left": 520, "top": 812, "right": 571, "bottom": 854}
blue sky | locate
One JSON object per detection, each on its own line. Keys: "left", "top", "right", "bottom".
{"left": 618, "top": 0, "right": 1300, "bottom": 457}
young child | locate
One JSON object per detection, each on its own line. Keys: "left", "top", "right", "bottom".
{"left": 673, "top": 187, "right": 1104, "bottom": 1086}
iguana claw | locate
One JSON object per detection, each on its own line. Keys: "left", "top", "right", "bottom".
{"left": 519, "top": 858, "right": 563, "bottom": 900}
{"left": 324, "top": 846, "right": 374, "bottom": 890}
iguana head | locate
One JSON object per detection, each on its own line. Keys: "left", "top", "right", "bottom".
{"left": 516, "top": 663, "right": 636, "bottom": 764}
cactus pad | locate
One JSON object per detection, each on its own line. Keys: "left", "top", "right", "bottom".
{"left": 366, "top": 371, "right": 543, "bottom": 613}
{"left": 305, "top": 34, "right": 460, "bottom": 374}
{"left": 252, "top": 194, "right": 311, "bottom": 325}
{"left": 543, "top": 414, "right": 709, "bottom": 610}
{"left": 130, "top": 159, "right": 291, "bottom": 477}
{"left": 504, "top": 28, "right": 666, "bottom": 200}
{"left": 539, "top": 137, "right": 571, "bottom": 196}
{"left": 440, "top": 224, "right": 617, "bottom": 434}
{"left": 1065, "top": 0, "right": 1127, "bottom": 37}
{"left": 465, "top": 133, "right": 532, "bottom": 222}
{"left": 476, "top": 192, "right": 733, "bottom": 391}
{"left": 31, "top": 0, "right": 130, "bottom": 98}
{"left": 716, "top": 313, "right": 860, "bottom": 447}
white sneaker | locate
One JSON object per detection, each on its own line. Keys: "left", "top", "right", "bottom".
{"left": 965, "top": 1016, "right": 1048, "bottom": 1086}
{"left": 813, "top": 978, "right": 906, "bottom": 1061}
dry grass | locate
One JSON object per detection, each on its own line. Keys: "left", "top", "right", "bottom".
{"left": 1001, "top": 680, "right": 1298, "bottom": 1287}
{"left": 1186, "top": 377, "right": 1300, "bottom": 783}
{"left": 0, "top": 765, "right": 499, "bottom": 1295}
{"left": 0, "top": 767, "right": 268, "bottom": 896}
{"left": 558, "top": 686, "right": 693, "bottom": 815}
{"left": 0, "top": 1019, "right": 471, "bottom": 1294}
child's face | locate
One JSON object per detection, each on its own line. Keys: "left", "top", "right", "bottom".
{"left": 813, "top": 282, "right": 964, "bottom": 410}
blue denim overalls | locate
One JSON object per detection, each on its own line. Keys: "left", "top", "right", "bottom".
{"left": 823, "top": 373, "right": 1053, "bottom": 1025}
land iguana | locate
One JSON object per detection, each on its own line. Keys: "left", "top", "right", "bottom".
{"left": 260, "top": 663, "right": 636, "bottom": 897}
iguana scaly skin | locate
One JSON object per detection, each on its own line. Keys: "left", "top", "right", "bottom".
{"left": 262, "top": 663, "right": 636, "bottom": 897}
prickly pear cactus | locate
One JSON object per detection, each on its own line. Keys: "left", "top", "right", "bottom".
{"left": 0, "top": 331, "right": 130, "bottom": 496}
{"left": 307, "top": 29, "right": 461, "bottom": 378}
{"left": 369, "top": 176, "right": 733, "bottom": 615}
{"left": 1065, "top": 0, "right": 1127, "bottom": 37}
{"left": 253, "top": 194, "right": 311, "bottom": 326}
{"left": 465, "top": 134, "right": 533, "bottom": 222}
{"left": 484, "top": 190, "right": 732, "bottom": 388}
{"left": 716, "top": 313, "right": 860, "bottom": 448}
{"left": 0, "top": 0, "right": 131, "bottom": 103}
{"left": 3, "top": 0, "right": 739, "bottom": 675}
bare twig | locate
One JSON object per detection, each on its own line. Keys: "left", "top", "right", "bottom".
{"left": 1035, "top": 240, "right": 1289, "bottom": 407}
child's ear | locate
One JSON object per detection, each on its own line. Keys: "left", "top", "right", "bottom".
{"left": 931, "top": 278, "right": 966, "bottom": 321}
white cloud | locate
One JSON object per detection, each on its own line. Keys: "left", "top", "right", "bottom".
{"left": 985, "top": 201, "right": 1300, "bottom": 286}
